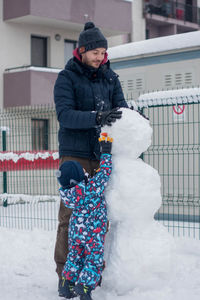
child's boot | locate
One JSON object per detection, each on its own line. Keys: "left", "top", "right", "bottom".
{"left": 58, "top": 277, "right": 76, "bottom": 298}
{"left": 74, "top": 283, "right": 93, "bottom": 300}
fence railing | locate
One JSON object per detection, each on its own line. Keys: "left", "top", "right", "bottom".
{"left": 138, "top": 88, "right": 200, "bottom": 238}
{"left": 144, "top": 0, "right": 199, "bottom": 24}
{"left": 0, "top": 105, "right": 59, "bottom": 195}
{"left": 0, "top": 96, "right": 200, "bottom": 237}
{"left": 0, "top": 105, "right": 60, "bottom": 230}
{"left": 0, "top": 194, "right": 59, "bottom": 230}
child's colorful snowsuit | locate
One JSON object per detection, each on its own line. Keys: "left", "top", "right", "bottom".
{"left": 60, "top": 153, "right": 112, "bottom": 290}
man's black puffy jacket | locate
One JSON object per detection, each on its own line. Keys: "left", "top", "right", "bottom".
{"left": 54, "top": 50, "right": 128, "bottom": 160}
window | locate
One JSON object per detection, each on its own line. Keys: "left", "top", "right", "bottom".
{"left": 64, "top": 40, "right": 77, "bottom": 63}
{"left": 32, "top": 119, "right": 48, "bottom": 151}
{"left": 146, "top": 29, "right": 149, "bottom": 40}
{"left": 31, "top": 36, "right": 48, "bottom": 67}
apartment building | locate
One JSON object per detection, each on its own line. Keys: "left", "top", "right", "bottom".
{"left": 132, "top": 0, "right": 200, "bottom": 41}
{"left": 1, "top": 0, "right": 131, "bottom": 109}
{"left": 2, "top": 0, "right": 200, "bottom": 110}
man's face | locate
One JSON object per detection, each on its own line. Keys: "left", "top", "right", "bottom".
{"left": 81, "top": 48, "right": 106, "bottom": 68}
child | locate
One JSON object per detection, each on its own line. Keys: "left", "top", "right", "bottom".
{"left": 56, "top": 133, "right": 113, "bottom": 300}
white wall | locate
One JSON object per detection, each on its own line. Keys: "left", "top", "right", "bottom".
{"left": 0, "top": 12, "right": 131, "bottom": 108}
{"left": 108, "top": 34, "right": 130, "bottom": 47}
{"left": 2, "top": 22, "right": 79, "bottom": 69}
{"left": 131, "top": 0, "right": 145, "bottom": 41}
{"left": 115, "top": 57, "right": 200, "bottom": 101}
{"left": 0, "top": 0, "right": 79, "bottom": 108}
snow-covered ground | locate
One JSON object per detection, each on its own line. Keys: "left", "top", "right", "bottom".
{"left": 1, "top": 227, "right": 200, "bottom": 300}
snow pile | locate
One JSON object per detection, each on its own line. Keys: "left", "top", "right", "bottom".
{"left": 109, "top": 108, "right": 152, "bottom": 159}
{"left": 1, "top": 227, "right": 200, "bottom": 300}
{"left": 0, "top": 228, "right": 57, "bottom": 300}
{"left": 102, "top": 108, "right": 175, "bottom": 294}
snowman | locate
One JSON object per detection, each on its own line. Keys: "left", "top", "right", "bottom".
{"left": 100, "top": 108, "right": 175, "bottom": 296}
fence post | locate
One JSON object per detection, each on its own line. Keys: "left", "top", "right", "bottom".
{"left": 2, "top": 130, "right": 7, "bottom": 207}
{"left": 139, "top": 107, "right": 145, "bottom": 160}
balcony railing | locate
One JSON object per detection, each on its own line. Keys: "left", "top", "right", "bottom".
{"left": 3, "top": 66, "right": 60, "bottom": 108}
{"left": 144, "top": 0, "right": 200, "bottom": 24}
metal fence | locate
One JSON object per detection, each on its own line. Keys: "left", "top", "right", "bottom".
{"left": 140, "top": 94, "right": 200, "bottom": 239}
{"left": 0, "top": 105, "right": 60, "bottom": 230}
{"left": 0, "top": 105, "right": 59, "bottom": 195}
{"left": 0, "top": 99, "right": 200, "bottom": 237}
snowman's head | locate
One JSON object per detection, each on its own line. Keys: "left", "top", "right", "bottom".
{"left": 105, "top": 108, "right": 152, "bottom": 159}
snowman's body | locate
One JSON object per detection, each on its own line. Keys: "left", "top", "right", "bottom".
{"left": 102, "top": 108, "right": 175, "bottom": 294}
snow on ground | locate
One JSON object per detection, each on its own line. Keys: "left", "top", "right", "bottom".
{"left": 0, "top": 228, "right": 57, "bottom": 300}
{"left": 1, "top": 227, "right": 200, "bottom": 300}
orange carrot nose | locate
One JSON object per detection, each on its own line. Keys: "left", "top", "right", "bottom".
{"left": 101, "top": 132, "right": 108, "bottom": 137}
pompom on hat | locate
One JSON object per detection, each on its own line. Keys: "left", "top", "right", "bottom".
{"left": 78, "top": 22, "right": 108, "bottom": 54}
{"left": 56, "top": 161, "right": 85, "bottom": 190}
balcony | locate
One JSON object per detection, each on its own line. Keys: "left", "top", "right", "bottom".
{"left": 144, "top": 0, "right": 200, "bottom": 25}
{"left": 3, "top": 66, "right": 61, "bottom": 108}
{"left": 3, "top": 0, "right": 132, "bottom": 36}
{"left": 144, "top": 0, "right": 200, "bottom": 37}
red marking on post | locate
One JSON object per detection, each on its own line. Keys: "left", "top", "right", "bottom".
{"left": 173, "top": 105, "right": 185, "bottom": 115}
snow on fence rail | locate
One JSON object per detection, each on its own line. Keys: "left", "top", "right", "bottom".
{"left": 0, "top": 151, "right": 60, "bottom": 195}
{"left": 0, "top": 151, "right": 59, "bottom": 163}
{"left": 137, "top": 87, "right": 200, "bottom": 108}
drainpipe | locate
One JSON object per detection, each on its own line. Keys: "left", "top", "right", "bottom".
{"left": 2, "top": 130, "right": 7, "bottom": 207}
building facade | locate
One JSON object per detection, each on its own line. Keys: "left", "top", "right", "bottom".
{"left": 132, "top": 0, "right": 200, "bottom": 42}
{"left": 1, "top": 0, "right": 131, "bottom": 109}
{"left": 108, "top": 30, "right": 200, "bottom": 101}
{"left": 2, "top": 0, "right": 200, "bottom": 110}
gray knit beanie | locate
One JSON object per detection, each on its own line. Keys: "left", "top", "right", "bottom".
{"left": 78, "top": 22, "right": 108, "bottom": 54}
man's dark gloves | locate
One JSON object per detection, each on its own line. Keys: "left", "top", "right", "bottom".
{"left": 96, "top": 107, "right": 122, "bottom": 126}
{"left": 99, "top": 133, "right": 113, "bottom": 154}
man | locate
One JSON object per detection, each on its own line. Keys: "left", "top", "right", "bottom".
{"left": 54, "top": 21, "right": 128, "bottom": 297}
